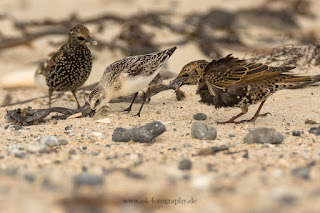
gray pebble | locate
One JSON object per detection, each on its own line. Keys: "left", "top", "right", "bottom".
{"left": 74, "top": 173, "right": 104, "bottom": 187}
{"left": 23, "top": 173, "right": 36, "bottom": 182}
{"left": 13, "top": 125, "right": 23, "bottom": 131}
{"left": 58, "top": 139, "right": 68, "bottom": 145}
{"left": 178, "top": 159, "right": 192, "bottom": 170}
{"left": 197, "top": 145, "right": 228, "bottom": 156}
{"left": 244, "top": 128, "right": 284, "bottom": 144}
{"left": 0, "top": 156, "right": 4, "bottom": 159}
{"left": 292, "top": 131, "right": 301, "bottom": 137}
{"left": 291, "top": 167, "right": 310, "bottom": 180}
{"left": 112, "top": 121, "right": 166, "bottom": 143}
{"left": 309, "top": 127, "right": 320, "bottom": 136}
{"left": 69, "top": 149, "right": 76, "bottom": 155}
{"left": 65, "top": 126, "right": 72, "bottom": 131}
{"left": 39, "top": 135, "right": 59, "bottom": 147}
{"left": 191, "top": 122, "right": 217, "bottom": 140}
{"left": 14, "top": 152, "right": 26, "bottom": 159}
{"left": 26, "top": 143, "right": 50, "bottom": 154}
{"left": 193, "top": 113, "right": 207, "bottom": 120}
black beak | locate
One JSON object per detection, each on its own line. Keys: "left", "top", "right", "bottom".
{"left": 169, "top": 77, "right": 187, "bottom": 89}
{"left": 86, "top": 36, "right": 98, "bottom": 45}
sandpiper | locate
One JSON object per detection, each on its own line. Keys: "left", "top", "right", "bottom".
{"left": 88, "top": 46, "right": 177, "bottom": 116}
{"left": 171, "top": 54, "right": 314, "bottom": 123}
{"left": 42, "top": 24, "right": 97, "bottom": 108}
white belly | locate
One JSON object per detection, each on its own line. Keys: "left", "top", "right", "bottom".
{"left": 110, "top": 69, "right": 160, "bottom": 99}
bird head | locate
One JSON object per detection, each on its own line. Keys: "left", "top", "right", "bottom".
{"left": 87, "top": 86, "right": 110, "bottom": 112}
{"left": 169, "top": 60, "right": 209, "bottom": 89}
{"left": 69, "top": 24, "right": 98, "bottom": 45}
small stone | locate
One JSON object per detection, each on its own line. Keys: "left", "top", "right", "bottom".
{"left": 244, "top": 128, "right": 284, "bottom": 144}
{"left": 26, "top": 143, "right": 50, "bottom": 154}
{"left": 4, "top": 125, "right": 10, "bottom": 129}
{"left": 58, "top": 139, "right": 68, "bottom": 145}
{"left": 193, "top": 113, "right": 207, "bottom": 121}
{"left": 92, "top": 132, "right": 103, "bottom": 137}
{"left": 14, "top": 152, "right": 26, "bottom": 159}
{"left": 112, "top": 121, "right": 166, "bottom": 143}
{"left": 309, "top": 127, "right": 320, "bottom": 136}
{"left": 291, "top": 167, "right": 310, "bottom": 180}
{"left": 13, "top": 125, "right": 23, "bottom": 131}
{"left": 23, "top": 173, "right": 36, "bottom": 182}
{"left": 65, "top": 126, "right": 72, "bottom": 131}
{"left": 0, "top": 156, "right": 4, "bottom": 159}
{"left": 69, "top": 149, "right": 76, "bottom": 155}
{"left": 229, "top": 134, "right": 236, "bottom": 138}
{"left": 39, "top": 135, "right": 59, "bottom": 147}
{"left": 178, "top": 159, "right": 192, "bottom": 170}
{"left": 74, "top": 173, "right": 104, "bottom": 187}
{"left": 292, "top": 131, "right": 301, "bottom": 137}
{"left": 242, "top": 150, "right": 249, "bottom": 159}
{"left": 191, "top": 122, "right": 217, "bottom": 140}
{"left": 197, "top": 145, "right": 228, "bottom": 156}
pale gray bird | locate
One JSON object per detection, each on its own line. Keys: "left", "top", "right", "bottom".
{"left": 88, "top": 47, "right": 177, "bottom": 116}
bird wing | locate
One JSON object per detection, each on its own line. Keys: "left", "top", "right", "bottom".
{"left": 45, "top": 46, "right": 66, "bottom": 75}
{"left": 203, "top": 54, "right": 295, "bottom": 89}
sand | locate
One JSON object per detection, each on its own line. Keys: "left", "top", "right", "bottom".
{"left": 1, "top": 0, "right": 320, "bottom": 212}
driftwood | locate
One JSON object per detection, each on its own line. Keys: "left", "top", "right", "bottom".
{"left": 3, "top": 83, "right": 185, "bottom": 125}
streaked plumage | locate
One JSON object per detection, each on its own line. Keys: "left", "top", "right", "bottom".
{"left": 88, "top": 47, "right": 177, "bottom": 116}
{"left": 44, "top": 24, "right": 97, "bottom": 108}
{"left": 171, "top": 54, "right": 314, "bottom": 123}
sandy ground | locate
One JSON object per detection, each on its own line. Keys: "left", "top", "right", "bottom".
{"left": 1, "top": 0, "right": 320, "bottom": 212}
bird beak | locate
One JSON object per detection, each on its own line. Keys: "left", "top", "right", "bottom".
{"left": 86, "top": 36, "right": 98, "bottom": 45}
{"left": 169, "top": 77, "right": 187, "bottom": 89}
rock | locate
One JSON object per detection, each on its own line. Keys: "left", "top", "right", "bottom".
{"left": 23, "top": 173, "right": 36, "bottom": 182}
{"left": 193, "top": 113, "right": 207, "bottom": 120}
{"left": 291, "top": 167, "right": 310, "bottom": 180}
{"left": 58, "top": 139, "right": 68, "bottom": 145}
{"left": 14, "top": 152, "right": 26, "bottom": 159}
{"left": 191, "top": 122, "right": 217, "bottom": 140}
{"left": 7, "top": 144, "right": 24, "bottom": 154}
{"left": 197, "top": 145, "right": 228, "bottom": 156}
{"left": 0, "top": 156, "right": 4, "bottom": 159}
{"left": 292, "top": 131, "right": 301, "bottom": 137}
{"left": 39, "top": 135, "right": 59, "bottom": 147}
{"left": 74, "top": 173, "right": 104, "bottom": 187}
{"left": 309, "top": 127, "right": 320, "bottom": 136}
{"left": 112, "top": 121, "right": 166, "bottom": 143}
{"left": 65, "top": 126, "right": 72, "bottom": 131}
{"left": 244, "top": 128, "right": 284, "bottom": 144}
{"left": 92, "top": 132, "right": 103, "bottom": 138}
{"left": 13, "top": 125, "right": 23, "bottom": 131}
{"left": 69, "top": 149, "right": 76, "bottom": 155}
{"left": 242, "top": 150, "right": 249, "bottom": 159}
{"left": 26, "top": 143, "right": 50, "bottom": 154}
{"left": 178, "top": 159, "right": 192, "bottom": 170}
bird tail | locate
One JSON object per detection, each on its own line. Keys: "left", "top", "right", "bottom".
{"left": 287, "top": 74, "right": 320, "bottom": 89}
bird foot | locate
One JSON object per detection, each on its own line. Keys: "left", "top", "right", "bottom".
{"left": 217, "top": 112, "right": 271, "bottom": 124}
{"left": 122, "top": 107, "right": 132, "bottom": 113}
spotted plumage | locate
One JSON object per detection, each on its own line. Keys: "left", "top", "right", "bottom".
{"left": 171, "top": 54, "right": 314, "bottom": 123}
{"left": 44, "top": 24, "right": 97, "bottom": 108}
{"left": 88, "top": 47, "right": 177, "bottom": 116}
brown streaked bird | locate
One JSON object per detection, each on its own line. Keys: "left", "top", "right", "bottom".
{"left": 171, "top": 54, "right": 314, "bottom": 124}
{"left": 44, "top": 24, "right": 97, "bottom": 108}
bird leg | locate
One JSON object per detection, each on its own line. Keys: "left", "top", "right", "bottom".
{"left": 238, "top": 100, "right": 271, "bottom": 123}
{"left": 123, "top": 92, "right": 138, "bottom": 113}
{"left": 136, "top": 92, "right": 147, "bottom": 117}
{"left": 218, "top": 100, "right": 270, "bottom": 124}
{"left": 217, "top": 105, "right": 248, "bottom": 124}
{"left": 48, "top": 89, "right": 53, "bottom": 108}
{"left": 71, "top": 91, "right": 81, "bottom": 109}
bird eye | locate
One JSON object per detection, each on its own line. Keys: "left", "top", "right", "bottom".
{"left": 77, "top": 36, "right": 85, "bottom": 41}
{"left": 94, "top": 99, "right": 100, "bottom": 108}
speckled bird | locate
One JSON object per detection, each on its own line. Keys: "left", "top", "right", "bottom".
{"left": 171, "top": 54, "right": 313, "bottom": 123}
{"left": 88, "top": 47, "right": 177, "bottom": 116}
{"left": 43, "top": 24, "right": 97, "bottom": 108}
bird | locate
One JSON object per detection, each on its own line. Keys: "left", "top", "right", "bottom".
{"left": 42, "top": 24, "right": 97, "bottom": 108}
{"left": 88, "top": 46, "right": 177, "bottom": 116}
{"left": 171, "top": 54, "right": 314, "bottom": 124}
